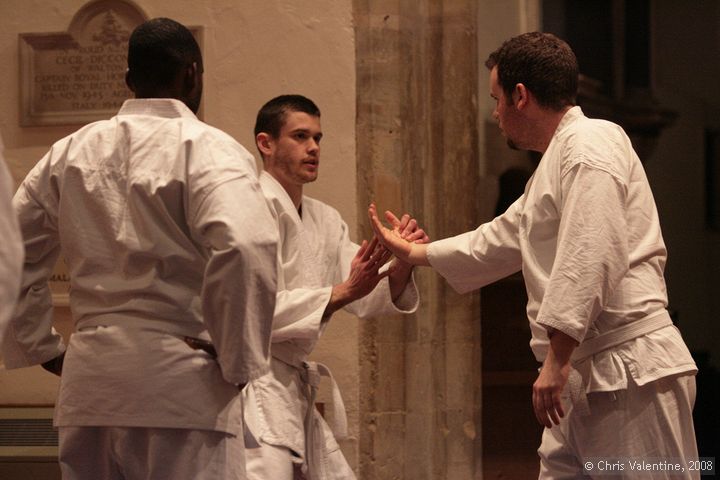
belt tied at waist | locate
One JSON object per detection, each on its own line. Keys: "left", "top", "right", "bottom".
{"left": 272, "top": 347, "right": 348, "bottom": 479}
{"left": 566, "top": 310, "right": 673, "bottom": 416}
{"left": 300, "top": 361, "right": 348, "bottom": 479}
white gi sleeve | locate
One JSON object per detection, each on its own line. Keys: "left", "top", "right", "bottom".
{"left": 191, "top": 172, "right": 278, "bottom": 386}
{"left": 0, "top": 149, "right": 24, "bottom": 358}
{"left": 426, "top": 197, "right": 524, "bottom": 293}
{"left": 535, "top": 162, "right": 629, "bottom": 343}
{"left": 271, "top": 287, "right": 332, "bottom": 343}
{"left": 2, "top": 155, "right": 65, "bottom": 368}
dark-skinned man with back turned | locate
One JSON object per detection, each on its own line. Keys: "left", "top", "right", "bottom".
{"left": 2, "top": 17, "right": 278, "bottom": 480}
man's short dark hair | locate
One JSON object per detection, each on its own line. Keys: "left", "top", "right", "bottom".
{"left": 485, "top": 32, "right": 578, "bottom": 111}
{"left": 127, "top": 18, "right": 202, "bottom": 92}
{"left": 254, "top": 95, "right": 320, "bottom": 139}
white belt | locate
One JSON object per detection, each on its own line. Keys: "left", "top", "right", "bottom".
{"left": 299, "top": 361, "right": 348, "bottom": 479}
{"left": 566, "top": 310, "right": 673, "bottom": 416}
{"left": 272, "top": 348, "right": 348, "bottom": 479}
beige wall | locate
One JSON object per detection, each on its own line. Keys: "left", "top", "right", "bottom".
{"left": 0, "top": 0, "right": 360, "bottom": 466}
{"left": 476, "top": 0, "right": 540, "bottom": 176}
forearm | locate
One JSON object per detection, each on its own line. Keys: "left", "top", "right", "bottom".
{"left": 323, "top": 282, "right": 355, "bottom": 320}
{"left": 533, "top": 329, "right": 578, "bottom": 427}
{"left": 389, "top": 261, "right": 413, "bottom": 302}
{"left": 403, "top": 243, "right": 430, "bottom": 267}
{"left": 545, "top": 329, "right": 578, "bottom": 368}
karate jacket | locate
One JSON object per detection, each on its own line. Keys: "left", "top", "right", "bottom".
{"left": 427, "top": 106, "right": 696, "bottom": 394}
{"left": 3, "top": 99, "right": 278, "bottom": 434}
{"left": 245, "top": 172, "right": 419, "bottom": 461}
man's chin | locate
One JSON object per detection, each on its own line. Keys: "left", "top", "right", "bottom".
{"left": 506, "top": 139, "right": 520, "bottom": 151}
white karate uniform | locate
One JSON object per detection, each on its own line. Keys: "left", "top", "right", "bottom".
{"left": 243, "top": 172, "right": 419, "bottom": 480}
{"left": 2, "top": 99, "right": 279, "bottom": 480}
{"left": 427, "top": 107, "right": 698, "bottom": 478}
{"left": 0, "top": 133, "right": 23, "bottom": 351}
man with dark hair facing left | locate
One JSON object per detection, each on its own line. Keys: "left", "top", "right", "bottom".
{"left": 370, "top": 32, "right": 698, "bottom": 478}
{"left": 243, "top": 94, "right": 426, "bottom": 479}
{"left": 2, "top": 18, "right": 278, "bottom": 479}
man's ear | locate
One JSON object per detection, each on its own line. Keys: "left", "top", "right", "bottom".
{"left": 256, "top": 132, "right": 273, "bottom": 158}
{"left": 125, "top": 69, "right": 135, "bottom": 93}
{"left": 183, "top": 62, "right": 199, "bottom": 92}
{"left": 513, "top": 83, "right": 529, "bottom": 109}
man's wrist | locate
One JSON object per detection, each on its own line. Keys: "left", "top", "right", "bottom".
{"left": 325, "top": 282, "right": 352, "bottom": 318}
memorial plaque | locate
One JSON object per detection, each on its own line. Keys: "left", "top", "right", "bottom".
{"left": 20, "top": 0, "right": 147, "bottom": 126}
{"left": 20, "top": 0, "right": 202, "bottom": 127}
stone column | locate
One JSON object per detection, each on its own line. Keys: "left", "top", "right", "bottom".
{"left": 354, "top": 1, "right": 482, "bottom": 478}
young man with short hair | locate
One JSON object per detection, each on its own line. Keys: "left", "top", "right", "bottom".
{"left": 244, "top": 94, "right": 427, "bottom": 479}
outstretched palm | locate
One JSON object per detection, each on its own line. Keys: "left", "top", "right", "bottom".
{"left": 368, "top": 203, "right": 415, "bottom": 262}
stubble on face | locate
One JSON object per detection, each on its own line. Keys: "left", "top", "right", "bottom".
{"left": 268, "top": 111, "right": 322, "bottom": 188}
{"left": 490, "top": 67, "right": 523, "bottom": 152}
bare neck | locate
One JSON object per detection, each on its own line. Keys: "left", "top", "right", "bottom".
{"left": 268, "top": 171, "right": 303, "bottom": 211}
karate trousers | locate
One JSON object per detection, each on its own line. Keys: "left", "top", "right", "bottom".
{"left": 245, "top": 437, "right": 355, "bottom": 480}
{"left": 243, "top": 382, "right": 356, "bottom": 480}
{"left": 59, "top": 426, "right": 246, "bottom": 480}
{"left": 538, "top": 372, "right": 699, "bottom": 479}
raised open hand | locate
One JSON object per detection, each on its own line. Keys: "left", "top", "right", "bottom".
{"left": 368, "top": 203, "right": 414, "bottom": 262}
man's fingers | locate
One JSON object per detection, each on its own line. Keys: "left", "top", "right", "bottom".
{"left": 404, "top": 229, "right": 425, "bottom": 242}
{"left": 552, "top": 395, "right": 565, "bottom": 422}
{"left": 384, "top": 209, "right": 403, "bottom": 228}
{"left": 533, "top": 386, "right": 559, "bottom": 429}
{"left": 401, "top": 218, "right": 417, "bottom": 237}
{"left": 532, "top": 391, "right": 547, "bottom": 427}
{"left": 356, "top": 239, "right": 368, "bottom": 259}
{"left": 546, "top": 396, "right": 560, "bottom": 425}
{"left": 398, "top": 213, "right": 411, "bottom": 232}
{"left": 369, "top": 204, "right": 388, "bottom": 241}
{"left": 362, "top": 236, "right": 379, "bottom": 261}
{"left": 368, "top": 243, "right": 392, "bottom": 267}
{"left": 377, "top": 269, "right": 391, "bottom": 281}
{"left": 376, "top": 247, "right": 393, "bottom": 266}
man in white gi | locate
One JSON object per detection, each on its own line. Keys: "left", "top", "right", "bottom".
{"left": 369, "top": 32, "right": 699, "bottom": 479}
{"left": 0, "top": 132, "right": 23, "bottom": 348}
{"left": 244, "top": 94, "right": 426, "bottom": 480}
{"left": 2, "top": 18, "right": 278, "bottom": 480}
